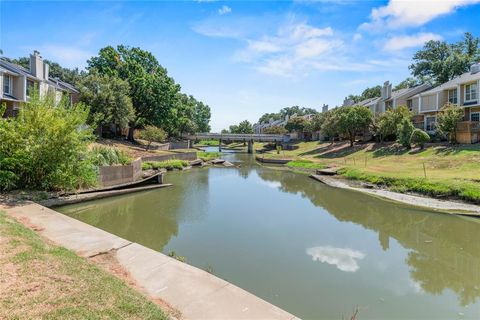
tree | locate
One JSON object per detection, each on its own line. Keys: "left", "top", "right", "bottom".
{"left": 410, "top": 33, "right": 480, "bottom": 85}
{"left": 336, "top": 106, "right": 373, "bottom": 147}
{"left": 0, "top": 91, "right": 96, "bottom": 191}
{"left": 87, "top": 45, "right": 210, "bottom": 138}
{"left": 78, "top": 72, "right": 134, "bottom": 136}
{"left": 394, "top": 77, "right": 423, "bottom": 91}
{"left": 194, "top": 100, "right": 211, "bottom": 133}
{"left": 264, "top": 125, "right": 287, "bottom": 134}
{"left": 397, "top": 118, "right": 415, "bottom": 149}
{"left": 410, "top": 129, "right": 430, "bottom": 149}
{"left": 139, "top": 125, "right": 167, "bottom": 151}
{"left": 258, "top": 112, "right": 282, "bottom": 124}
{"left": 229, "top": 120, "right": 253, "bottom": 134}
{"left": 375, "top": 106, "right": 412, "bottom": 142}
{"left": 285, "top": 117, "right": 309, "bottom": 133}
{"left": 320, "top": 110, "right": 339, "bottom": 143}
{"left": 349, "top": 86, "right": 382, "bottom": 103}
{"left": 437, "top": 103, "right": 465, "bottom": 143}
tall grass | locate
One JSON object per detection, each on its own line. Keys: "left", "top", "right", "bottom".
{"left": 142, "top": 160, "right": 189, "bottom": 170}
{"left": 286, "top": 160, "right": 326, "bottom": 170}
{"left": 197, "top": 151, "right": 221, "bottom": 161}
{"left": 89, "top": 146, "right": 132, "bottom": 166}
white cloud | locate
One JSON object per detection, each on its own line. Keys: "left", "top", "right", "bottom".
{"left": 383, "top": 32, "right": 442, "bottom": 52}
{"left": 218, "top": 5, "right": 232, "bottom": 15}
{"left": 361, "top": 0, "right": 480, "bottom": 30}
{"left": 306, "top": 246, "right": 366, "bottom": 272}
{"left": 353, "top": 33, "right": 362, "bottom": 41}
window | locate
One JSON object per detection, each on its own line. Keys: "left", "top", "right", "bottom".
{"left": 26, "top": 80, "right": 35, "bottom": 97}
{"left": 465, "top": 83, "right": 478, "bottom": 102}
{"left": 3, "top": 75, "right": 11, "bottom": 94}
{"left": 425, "top": 116, "right": 436, "bottom": 131}
{"left": 471, "top": 112, "right": 480, "bottom": 122}
{"left": 407, "top": 100, "right": 413, "bottom": 111}
{"left": 448, "top": 88, "right": 458, "bottom": 104}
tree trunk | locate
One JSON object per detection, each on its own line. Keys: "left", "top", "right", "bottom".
{"left": 350, "top": 132, "right": 355, "bottom": 147}
{"left": 128, "top": 127, "right": 135, "bottom": 142}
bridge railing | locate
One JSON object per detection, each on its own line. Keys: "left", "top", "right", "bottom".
{"left": 184, "top": 133, "right": 288, "bottom": 142}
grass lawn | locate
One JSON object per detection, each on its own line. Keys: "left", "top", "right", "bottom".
{"left": 262, "top": 141, "right": 480, "bottom": 202}
{"left": 0, "top": 211, "right": 168, "bottom": 319}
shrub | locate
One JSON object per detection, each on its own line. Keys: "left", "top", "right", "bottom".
{"left": 375, "top": 106, "right": 411, "bottom": 142}
{"left": 0, "top": 92, "right": 97, "bottom": 191}
{"left": 139, "top": 125, "right": 167, "bottom": 151}
{"left": 264, "top": 125, "right": 287, "bottom": 135}
{"left": 397, "top": 118, "right": 414, "bottom": 149}
{"left": 143, "top": 160, "right": 189, "bottom": 170}
{"left": 437, "top": 103, "right": 464, "bottom": 144}
{"left": 410, "top": 129, "right": 430, "bottom": 149}
{"left": 89, "top": 146, "right": 131, "bottom": 166}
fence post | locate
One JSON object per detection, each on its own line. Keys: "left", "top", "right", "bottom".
{"left": 423, "top": 162, "right": 427, "bottom": 179}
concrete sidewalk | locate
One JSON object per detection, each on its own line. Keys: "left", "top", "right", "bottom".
{"left": 1, "top": 202, "right": 298, "bottom": 320}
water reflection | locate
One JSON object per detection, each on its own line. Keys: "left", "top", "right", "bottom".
{"left": 58, "top": 153, "right": 480, "bottom": 317}
{"left": 255, "top": 165, "right": 480, "bottom": 307}
{"left": 306, "top": 246, "right": 365, "bottom": 272}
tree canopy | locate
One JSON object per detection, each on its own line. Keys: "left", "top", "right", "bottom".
{"left": 410, "top": 32, "right": 480, "bottom": 85}
{"left": 348, "top": 85, "right": 382, "bottom": 103}
{"left": 257, "top": 106, "right": 318, "bottom": 124}
{"left": 229, "top": 120, "right": 254, "bottom": 134}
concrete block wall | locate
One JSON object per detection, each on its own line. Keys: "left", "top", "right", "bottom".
{"left": 98, "top": 158, "right": 143, "bottom": 187}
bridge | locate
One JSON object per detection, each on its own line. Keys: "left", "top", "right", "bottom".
{"left": 184, "top": 133, "right": 289, "bottom": 153}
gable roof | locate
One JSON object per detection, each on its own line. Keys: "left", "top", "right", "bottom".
{"left": 414, "top": 71, "right": 480, "bottom": 97}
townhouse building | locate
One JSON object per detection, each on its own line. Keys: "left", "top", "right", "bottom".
{"left": 1, "top": 51, "right": 78, "bottom": 117}
{"left": 409, "top": 63, "right": 480, "bottom": 143}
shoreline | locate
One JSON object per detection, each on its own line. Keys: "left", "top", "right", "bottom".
{"left": 310, "top": 174, "right": 480, "bottom": 216}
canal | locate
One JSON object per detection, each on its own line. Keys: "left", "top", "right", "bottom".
{"left": 58, "top": 152, "right": 480, "bottom": 319}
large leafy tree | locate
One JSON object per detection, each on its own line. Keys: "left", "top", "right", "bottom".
{"left": 77, "top": 72, "right": 134, "bottom": 136}
{"left": 410, "top": 32, "right": 480, "bottom": 85}
{"left": 285, "top": 117, "right": 309, "bottom": 133}
{"left": 336, "top": 106, "right": 373, "bottom": 147}
{"left": 348, "top": 85, "right": 382, "bottom": 103}
{"left": 229, "top": 120, "right": 253, "bottom": 134}
{"left": 87, "top": 45, "right": 211, "bottom": 138}
{"left": 375, "top": 106, "right": 412, "bottom": 142}
{"left": 193, "top": 100, "right": 211, "bottom": 133}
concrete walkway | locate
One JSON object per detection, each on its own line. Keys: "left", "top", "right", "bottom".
{"left": 1, "top": 202, "right": 297, "bottom": 320}
{"left": 310, "top": 175, "right": 480, "bottom": 216}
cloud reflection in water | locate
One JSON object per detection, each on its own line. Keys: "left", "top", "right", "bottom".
{"left": 306, "top": 246, "right": 366, "bottom": 272}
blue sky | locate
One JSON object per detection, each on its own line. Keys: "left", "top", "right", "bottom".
{"left": 1, "top": 0, "right": 480, "bottom": 131}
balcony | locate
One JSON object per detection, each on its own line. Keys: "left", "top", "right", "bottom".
{"left": 456, "top": 121, "right": 480, "bottom": 144}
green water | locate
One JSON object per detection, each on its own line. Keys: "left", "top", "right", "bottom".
{"left": 58, "top": 153, "right": 480, "bottom": 319}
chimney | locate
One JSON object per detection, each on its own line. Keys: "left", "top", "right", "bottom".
{"left": 343, "top": 97, "right": 354, "bottom": 107}
{"left": 471, "top": 63, "right": 480, "bottom": 74}
{"left": 382, "top": 81, "right": 392, "bottom": 99}
{"left": 30, "top": 50, "right": 44, "bottom": 79}
{"left": 322, "top": 104, "right": 328, "bottom": 113}
{"left": 43, "top": 63, "right": 49, "bottom": 80}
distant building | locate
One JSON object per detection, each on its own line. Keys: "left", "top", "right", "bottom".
{"left": 1, "top": 51, "right": 79, "bottom": 117}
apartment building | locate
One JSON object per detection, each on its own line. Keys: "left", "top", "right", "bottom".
{"left": 409, "top": 64, "right": 480, "bottom": 143}
{"left": 1, "top": 51, "right": 79, "bottom": 117}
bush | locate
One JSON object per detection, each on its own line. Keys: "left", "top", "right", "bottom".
{"left": 139, "top": 125, "right": 167, "bottom": 151}
{"left": 437, "top": 103, "right": 464, "bottom": 144}
{"left": 410, "top": 129, "right": 430, "bottom": 149}
{"left": 143, "top": 160, "right": 189, "bottom": 170}
{"left": 89, "top": 146, "right": 132, "bottom": 166}
{"left": 0, "top": 92, "right": 97, "bottom": 191}
{"left": 397, "top": 118, "right": 414, "bottom": 149}
{"left": 375, "top": 106, "right": 411, "bottom": 142}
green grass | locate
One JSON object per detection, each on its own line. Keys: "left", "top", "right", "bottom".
{"left": 142, "top": 160, "right": 189, "bottom": 170}
{"left": 0, "top": 211, "right": 168, "bottom": 319}
{"left": 260, "top": 141, "right": 480, "bottom": 203}
{"left": 196, "top": 139, "right": 219, "bottom": 146}
{"left": 197, "top": 151, "right": 222, "bottom": 161}
{"left": 286, "top": 160, "right": 326, "bottom": 170}
{"left": 340, "top": 168, "right": 480, "bottom": 203}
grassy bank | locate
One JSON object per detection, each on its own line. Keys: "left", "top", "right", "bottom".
{"left": 261, "top": 141, "right": 480, "bottom": 203}
{"left": 197, "top": 151, "right": 222, "bottom": 161}
{"left": 142, "top": 159, "right": 189, "bottom": 170}
{"left": 286, "top": 160, "right": 326, "bottom": 170}
{"left": 0, "top": 211, "right": 167, "bottom": 319}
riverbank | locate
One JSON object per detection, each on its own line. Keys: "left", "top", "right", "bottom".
{"left": 0, "top": 201, "right": 296, "bottom": 320}
{"left": 0, "top": 209, "right": 170, "bottom": 319}
{"left": 260, "top": 141, "right": 480, "bottom": 204}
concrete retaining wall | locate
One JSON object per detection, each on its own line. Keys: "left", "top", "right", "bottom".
{"left": 98, "top": 157, "right": 143, "bottom": 187}
{"left": 169, "top": 141, "right": 191, "bottom": 149}
{"left": 142, "top": 151, "right": 197, "bottom": 162}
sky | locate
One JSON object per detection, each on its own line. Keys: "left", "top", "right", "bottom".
{"left": 1, "top": 0, "right": 480, "bottom": 131}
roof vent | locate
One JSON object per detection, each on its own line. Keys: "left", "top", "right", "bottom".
{"left": 471, "top": 63, "right": 480, "bottom": 74}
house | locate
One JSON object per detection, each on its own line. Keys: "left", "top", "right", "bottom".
{"left": 409, "top": 64, "right": 480, "bottom": 143}
{"left": 344, "top": 81, "right": 431, "bottom": 116}
{"left": 1, "top": 51, "right": 79, "bottom": 117}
